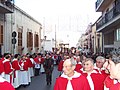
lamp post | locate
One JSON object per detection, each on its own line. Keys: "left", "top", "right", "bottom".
{"left": 55, "top": 25, "right": 56, "bottom": 51}
{"left": 44, "top": 36, "right": 47, "bottom": 52}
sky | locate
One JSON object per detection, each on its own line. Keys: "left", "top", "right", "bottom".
{"left": 15, "top": 0, "right": 101, "bottom": 47}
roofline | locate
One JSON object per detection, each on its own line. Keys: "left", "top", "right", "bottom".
{"left": 14, "top": 5, "right": 42, "bottom": 26}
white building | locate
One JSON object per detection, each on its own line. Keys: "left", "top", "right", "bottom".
{"left": 0, "top": 4, "right": 42, "bottom": 54}
{"left": 41, "top": 39, "right": 56, "bottom": 53}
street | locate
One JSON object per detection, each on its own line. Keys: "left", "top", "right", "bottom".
{"left": 17, "top": 65, "right": 59, "bottom": 90}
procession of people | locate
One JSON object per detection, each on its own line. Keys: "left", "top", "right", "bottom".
{"left": 0, "top": 48, "right": 120, "bottom": 90}
{"left": 56, "top": 49, "right": 120, "bottom": 90}
{"left": 0, "top": 52, "right": 55, "bottom": 89}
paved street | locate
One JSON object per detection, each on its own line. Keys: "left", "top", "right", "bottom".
{"left": 16, "top": 65, "right": 59, "bottom": 90}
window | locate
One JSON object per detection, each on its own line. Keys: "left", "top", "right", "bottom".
{"left": 104, "top": 31, "right": 114, "bottom": 45}
{"left": 34, "top": 34, "right": 39, "bottom": 47}
{"left": 117, "top": 28, "right": 120, "bottom": 41}
{"left": 0, "top": 25, "right": 3, "bottom": 44}
{"left": 18, "top": 32, "right": 22, "bottom": 46}
{"left": 27, "top": 32, "right": 33, "bottom": 47}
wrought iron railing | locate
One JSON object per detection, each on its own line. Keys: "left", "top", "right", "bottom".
{"left": 95, "top": 0, "right": 103, "bottom": 9}
{"left": 96, "top": 2, "right": 120, "bottom": 30}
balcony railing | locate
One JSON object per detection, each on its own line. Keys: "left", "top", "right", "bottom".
{"left": 95, "top": 0, "right": 103, "bottom": 9}
{"left": 96, "top": 2, "right": 120, "bottom": 30}
{"left": 0, "top": 0, "right": 14, "bottom": 13}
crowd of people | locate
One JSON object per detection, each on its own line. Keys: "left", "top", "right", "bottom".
{"left": 0, "top": 52, "right": 57, "bottom": 89}
{"left": 55, "top": 49, "right": 120, "bottom": 90}
{"left": 0, "top": 48, "right": 120, "bottom": 90}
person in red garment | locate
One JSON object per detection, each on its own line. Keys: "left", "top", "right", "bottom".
{"left": 104, "top": 54, "right": 120, "bottom": 90}
{"left": 3, "top": 54, "right": 14, "bottom": 84}
{"left": 54, "top": 58, "right": 90, "bottom": 90}
{"left": 58, "top": 55, "right": 69, "bottom": 76}
{"left": 74, "top": 56, "right": 82, "bottom": 72}
{"left": 12, "top": 54, "right": 21, "bottom": 88}
{"left": 80, "top": 58, "right": 105, "bottom": 90}
{"left": 0, "top": 58, "right": 4, "bottom": 77}
{"left": 0, "top": 76, "right": 15, "bottom": 90}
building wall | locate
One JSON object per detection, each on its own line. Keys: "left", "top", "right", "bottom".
{"left": 0, "top": 14, "right": 5, "bottom": 54}
{"left": 91, "top": 24, "right": 96, "bottom": 53}
{"left": 91, "top": 23, "right": 103, "bottom": 53}
{"left": 41, "top": 39, "right": 55, "bottom": 53}
{"left": 2, "top": 6, "right": 42, "bottom": 54}
{"left": 96, "top": 0, "right": 120, "bottom": 53}
{"left": 4, "top": 14, "right": 12, "bottom": 53}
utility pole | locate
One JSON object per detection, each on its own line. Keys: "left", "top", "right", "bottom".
{"left": 43, "top": 17, "right": 45, "bottom": 39}
{"left": 55, "top": 24, "right": 56, "bottom": 49}
{"left": 43, "top": 17, "right": 45, "bottom": 53}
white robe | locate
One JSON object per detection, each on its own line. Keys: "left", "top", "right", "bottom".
{"left": 30, "top": 58, "right": 34, "bottom": 77}
{"left": 13, "top": 70, "right": 21, "bottom": 88}
{"left": 28, "top": 68, "right": 31, "bottom": 82}
{"left": 19, "top": 71, "right": 29, "bottom": 85}
{"left": 40, "top": 64, "right": 45, "bottom": 73}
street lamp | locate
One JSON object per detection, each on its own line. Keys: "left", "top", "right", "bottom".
{"left": 44, "top": 36, "right": 47, "bottom": 52}
{"left": 44, "top": 36, "right": 47, "bottom": 40}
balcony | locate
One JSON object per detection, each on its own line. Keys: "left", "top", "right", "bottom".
{"left": 96, "top": 2, "right": 120, "bottom": 32}
{"left": 95, "top": 0, "right": 112, "bottom": 12}
{"left": 0, "top": 0, "right": 14, "bottom": 13}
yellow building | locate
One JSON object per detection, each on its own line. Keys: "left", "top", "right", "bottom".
{"left": 91, "top": 22, "right": 102, "bottom": 53}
